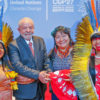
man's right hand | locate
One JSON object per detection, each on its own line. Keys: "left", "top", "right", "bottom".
{"left": 39, "top": 71, "right": 50, "bottom": 84}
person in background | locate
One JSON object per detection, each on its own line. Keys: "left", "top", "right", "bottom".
{"left": 8, "top": 17, "right": 51, "bottom": 100}
{"left": 48, "top": 26, "right": 77, "bottom": 100}
{"left": 0, "top": 41, "right": 18, "bottom": 100}
{"left": 89, "top": 32, "right": 100, "bottom": 100}
{"left": 0, "top": 17, "right": 18, "bottom": 99}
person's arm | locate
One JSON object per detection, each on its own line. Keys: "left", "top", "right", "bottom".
{"left": 8, "top": 43, "right": 50, "bottom": 83}
{"left": 8, "top": 43, "right": 40, "bottom": 80}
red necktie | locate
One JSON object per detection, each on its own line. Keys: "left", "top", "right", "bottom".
{"left": 29, "top": 42, "right": 34, "bottom": 56}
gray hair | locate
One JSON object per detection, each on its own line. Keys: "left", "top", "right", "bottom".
{"left": 18, "top": 17, "right": 34, "bottom": 27}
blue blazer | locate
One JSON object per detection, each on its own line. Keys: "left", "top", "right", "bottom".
{"left": 8, "top": 35, "right": 51, "bottom": 99}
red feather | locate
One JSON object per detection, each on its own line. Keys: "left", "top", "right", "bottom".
{"left": 91, "top": 0, "right": 98, "bottom": 28}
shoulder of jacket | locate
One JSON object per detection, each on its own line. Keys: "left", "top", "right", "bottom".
{"left": 33, "top": 36, "right": 44, "bottom": 41}
{"left": 9, "top": 38, "right": 18, "bottom": 48}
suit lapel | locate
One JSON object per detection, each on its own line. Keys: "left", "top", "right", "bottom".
{"left": 32, "top": 36, "right": 38, "bottom": 64}
{"left": 17, "top": 36, "right": 36, "bottom": 67}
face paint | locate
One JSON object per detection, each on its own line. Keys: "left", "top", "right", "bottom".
{"left": 95, "top": 38, "right": 100, "bottom": 51}
{"left": 96, "top": 45, "right": 100, "bottom": 51}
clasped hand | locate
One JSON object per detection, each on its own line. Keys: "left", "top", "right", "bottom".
{"left": 39, "top": 71, "right": 50, "bottom": 84}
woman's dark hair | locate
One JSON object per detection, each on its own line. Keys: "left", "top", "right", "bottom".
{"left": 0, "top": 42, "right": 13, "bottom": 70}
{"left": 51, "top": 26, "right": 70, "bottom": 37}
{"left": 0, "top": 42, "right": 7, "bottom": 69}
{"left": 91, "top": 33, "right": 100, "bottom": 41}
{"left": 51, "top": 26, "right": 74, "bottom": 47}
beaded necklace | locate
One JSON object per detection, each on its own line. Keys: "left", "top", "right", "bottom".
{"left": 55, "top": 46, "right": 71, "bottom": 58}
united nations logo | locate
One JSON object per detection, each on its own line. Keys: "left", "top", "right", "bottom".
{"left": 0, "top": 0, "right": 8, "bottom": 13}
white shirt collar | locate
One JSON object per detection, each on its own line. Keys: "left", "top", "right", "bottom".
{"left": 25, "top": 38, "right": 34, "bottom": 49}
{"left": 25, "top": 38, "right": 33, "bottom": 44}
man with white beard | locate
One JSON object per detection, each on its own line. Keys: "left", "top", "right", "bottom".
{"left": 8, "top": 17, "right": 51, "bottom": 100}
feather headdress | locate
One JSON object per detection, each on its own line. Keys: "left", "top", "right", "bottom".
{"left": 0, "top": 6, "right": 13, "bottom": 49}
{"left": 0, "top": 6, "right": 18, "bottom": 90}
{"left": 71, "top": 0, "right": 100, "bottom": 99}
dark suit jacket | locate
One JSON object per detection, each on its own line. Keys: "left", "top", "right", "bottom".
{"left": 8, "top": 35, "right": 51, "bottom": 99}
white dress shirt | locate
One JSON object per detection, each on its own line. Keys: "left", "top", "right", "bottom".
{"left": 25, "top": 38, "right": 34, "bottom": 49}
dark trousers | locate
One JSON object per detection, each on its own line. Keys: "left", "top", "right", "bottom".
{"left": 16, "top": 98, "right": 33, "bottom": 100}
{"left": 52, "top": 92, "right": 59, "bottom": 100}
{"left": 15, "top": 93, "right": 42, "bottom": 100}
{"left": 16, "top": 96, "right": 41, "bottom": 100}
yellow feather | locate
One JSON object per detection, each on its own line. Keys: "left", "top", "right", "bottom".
{"left": 71, "top": 16, "right": 97, "bottom": 100}
{"left": 2, "top": 23, "right": 13, "bottom": 49}
{"left": 98, "top": 26, "right": 100, "bottom": 31}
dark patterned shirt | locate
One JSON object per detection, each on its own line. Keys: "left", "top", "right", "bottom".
{"left": 53, "top": 53, "right": 72, "bottom": 71}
